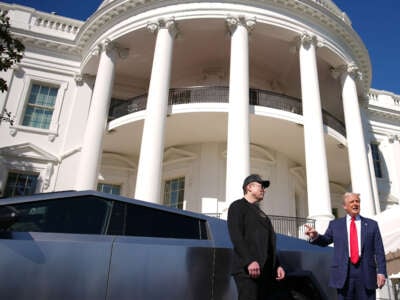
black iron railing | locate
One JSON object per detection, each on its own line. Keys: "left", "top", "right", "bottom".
{"left": 109, "top": 86, "right": 346, "bottom": 136}
{"left": 203, "top": 213, "right": 315, "bottom": 239}
{"left": 269, "top": 215, "right": 315, "bottom": 239}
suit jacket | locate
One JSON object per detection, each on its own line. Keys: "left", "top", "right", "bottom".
{"left": 311, "top": 216, "right": 387, "bottom": 289}
{"left": 227, "top": 198, "right": 279, "bottom": 276}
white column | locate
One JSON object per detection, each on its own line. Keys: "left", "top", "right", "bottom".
{"left": 298, "top": 33, "right": 333, "bottom": 232}
{"left": 225, "top": 17, "right": 254, "bottom": 209}
{"left": 389, "top": 136, "right": 400, "bottom": 203}
{"left": 135, "top": 20, "right": 176, "bottom": 203}
{"left": 340, "top": 64, "right": 375, "bottom": 216}
{"left": 76, "top": 40, "right": 117, "bottom": 190}
{"left": 366, "top": 143, "right": 381, "bottom": 214}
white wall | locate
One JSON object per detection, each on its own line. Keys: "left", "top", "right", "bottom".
{"left": 96, "top": 142, "right": 304, "bottom": 217}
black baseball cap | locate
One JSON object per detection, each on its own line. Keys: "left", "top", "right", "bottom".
{"left": 242, "top": 174, "right": 270, "bottom": 191}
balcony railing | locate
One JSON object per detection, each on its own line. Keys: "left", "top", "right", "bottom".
{"left": 109, "top": 86, "right": 346, "bottom": 136}
{"left": 204, "top": 213, "right": 315, "bottom": 240}
{"left": 269, "top": 215, "right": 315, "bottom": 240}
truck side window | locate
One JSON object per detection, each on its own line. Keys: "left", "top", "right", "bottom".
{"left": 6, "top": 196, "right": 111, "bottom": 234}
{"left": 107, "top": 201, "right": 208, "bottom": 240}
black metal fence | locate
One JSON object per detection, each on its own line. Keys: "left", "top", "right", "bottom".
{"left": 269, "top": 215, "right": 315, "bottom": 239}
{"left": 203, "top": 212, "right": 315, "bottom": 239}
{"left": 108, "top": 86, "right": 346, "bottom": 136}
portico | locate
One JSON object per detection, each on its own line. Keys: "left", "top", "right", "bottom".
{"left": 76, "top": 6, "right": 378, "bottom": 230}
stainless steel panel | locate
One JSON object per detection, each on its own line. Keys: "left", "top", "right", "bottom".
{"left": 213, "top": 248, "right": 237, "bottom": 300}
{"left": 278, "top": 249, "right": 336, "bottom": 299}
{"left": 106, "top": 237, "right": 216, "bottom": 300}
{"left": 0, "top": 232, "right": 113, "bottom": 300}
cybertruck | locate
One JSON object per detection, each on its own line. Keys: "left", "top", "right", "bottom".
{"left": 0, "top": 191, "right": 335, "bottom": 299}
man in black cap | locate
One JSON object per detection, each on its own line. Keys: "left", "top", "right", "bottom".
{"left": 227, "top": 174, "right": 285, "bottom": 300}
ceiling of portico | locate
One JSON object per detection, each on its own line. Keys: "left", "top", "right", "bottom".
{"left": 77, "top": 0, "right": 371, "bottom": 96}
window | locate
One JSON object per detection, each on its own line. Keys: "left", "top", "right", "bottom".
{"left": 370, "top": 143, "right": 383, "bottom": 178}
{"left": 3, "top": 193, "right": 208, "bottom": 239}
{"left": 164, "top": 177, "right": 185, "bottom": 209}
{"left": 4, "top": 172, "right": 38, "bottom": 198}
{"left": 97, "top": 183, "right": 121, "bottom": 195}
{"left": 22, "top": 84, "right": 58, "bottom": 129}
{"left": 6, "top": 196, "right": 111, "bottom": 234}
{"left": 107, "top": 201, "right": 208, "bottom": 240}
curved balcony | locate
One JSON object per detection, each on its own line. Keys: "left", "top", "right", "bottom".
{"left": 109, "top": 86, "right": 346, "bottom": 136}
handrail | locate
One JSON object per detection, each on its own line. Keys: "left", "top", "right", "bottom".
{"left": 269, "top": 214, "right": 315, "bottom": 240}
{"left": 203, "top": 212, "right": 315, "bottom": 239}
{"left": 109, "top": 86, "right": 346, "bottom": 136}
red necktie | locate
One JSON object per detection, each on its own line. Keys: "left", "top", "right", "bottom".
{"left": 350, "top": 216, "right": 359, "bottom": 264}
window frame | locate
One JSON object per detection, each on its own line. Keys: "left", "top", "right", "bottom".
{"left": 370, "top": 143, "right": 383, "bottom": 178}
{"left": 97, "top": 183, "right": 122, "bottom": 195}
{"left": 3, "top": 171, "right": 39, "bottom": 198}
{"left": 0, "top": 146, "right": 57, "bottom": 197}
{"left": 163, "top": 176, "right": 185, "bottom": 209}
{"left": 21, "top": 84, "right": 58, "bottom": 130}
{"left": 12, "top": 75, "right": 68, "bottom": 141}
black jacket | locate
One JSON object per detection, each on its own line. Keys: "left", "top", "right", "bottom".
{"left": 227, "top": 198, "right": 279, "bottom": 276}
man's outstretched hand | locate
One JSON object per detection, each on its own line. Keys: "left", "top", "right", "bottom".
{"left": 304, "top": 224, "right": 318, "bottom": 239}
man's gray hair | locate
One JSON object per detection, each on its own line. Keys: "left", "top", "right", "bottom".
{"left": 342, "top": 192, "right": 360, "bottom": 204}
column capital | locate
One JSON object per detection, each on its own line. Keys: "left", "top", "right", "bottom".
{"left": 347, "top": 63, "right": 362, "bottom": 80}
{"left": 388, "top": 135, "right": 399, "bottom": 144}
{"left": 90, "top": 44, "right": 101, "bottom": 57}
{"left": 11, "top": 63, "right": 24, "bottom": 78}
{"left": 290, "top": 32, "right": 323, "bottom": 53}
{"left": 74, "top": 73, "right": 97, "bottom": 86}
{"left": 91, "top": 40, "right": 118, "bottom": 57}
{"left": 101, "top": 39, "right": 118, "bottom": 56}
{"left": 147, "top": 18, "right": 178, "bottom": 38}
{"left": 11, "top": 63, "right": 23, "bottom": 73}
{"left": 226, "top": 16, "right": 256, "bottom": 34}
{"left": 331, "top": 63, "right": 363, "bottom": 81}
{"left": 95, "top": 39, "right": 129, "bottom": 59}
{"left": 74, "top": 73, "right": 84, "bottom": 85}
{"left": 147, "top": 22, "right": 159, "bottom": 33}
{"left": 165, "top": 18, "right": 178, "bottom": 38}
{"left": 299, "top": 32, "right": 318, "bottom": 49}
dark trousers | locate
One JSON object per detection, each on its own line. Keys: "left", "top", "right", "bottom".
{"left": 233, "top": 272, "right": 288, "bottom": 300}
{"left": 337, "top": 260, "right": 376, "bottom": 300}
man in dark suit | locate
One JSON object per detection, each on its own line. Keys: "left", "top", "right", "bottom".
{"left": 227, "top": 174, "right": 285, "bottom": 300}
{"left": 305, "top": 192, "right": 387, "bottom": 300}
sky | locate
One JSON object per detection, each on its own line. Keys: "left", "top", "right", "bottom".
{"left": 2, "top": 0, "right": 399, "bottom": 95}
